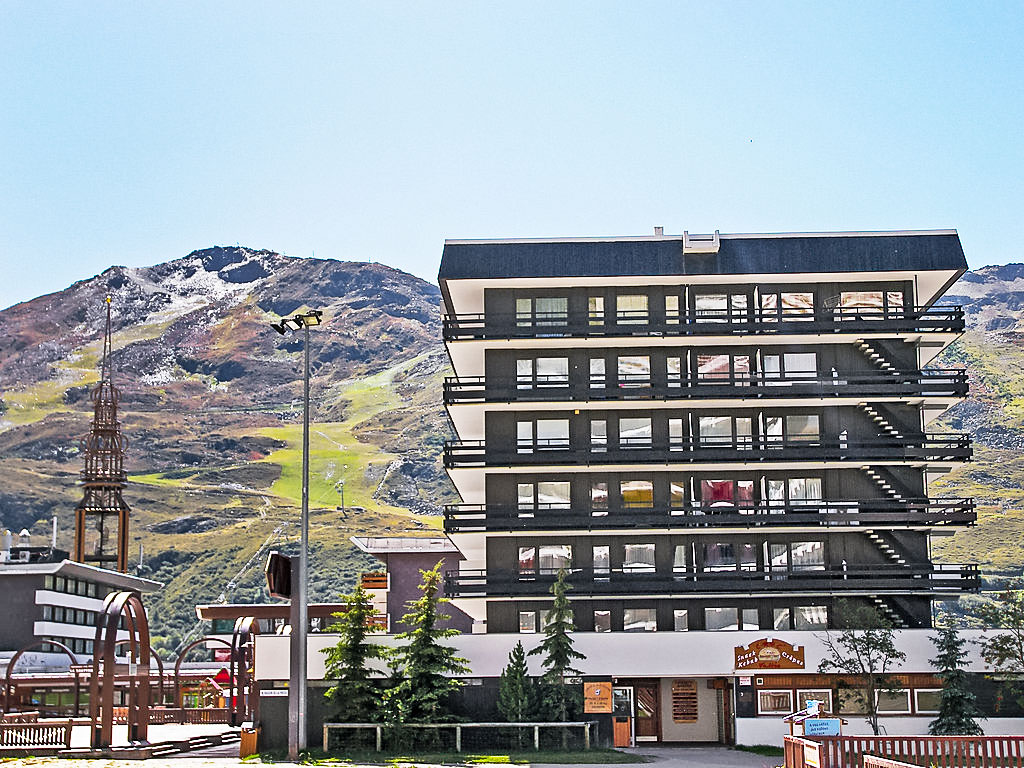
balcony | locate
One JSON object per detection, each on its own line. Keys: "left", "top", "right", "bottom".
{"left": 444, "top": 564, "right": 980, "bottom": 598}
{"left": 443, "top": 306, "right": 965, "bottom": 342}
{"left": 443, "top": 369, "right": 968, "bottom": 406}
{"left": 442, "top": 498, "right": 976, "bottom": 533}
{"left": 443, "top": 434, "right": 973, "bottom": 469}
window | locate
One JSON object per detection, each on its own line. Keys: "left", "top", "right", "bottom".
{"left": 838, "top": 689, "right": 870, "bottom": 715}
{"left": 915, "top": 689, "right": 942, "bottom": 714}
{"left": 516, "top": 359, "right": 533, "bottom": 389}
{"left": 665, "top": 295, "right": 680, "bottom": 324}
{"left": 623, "top": 608, "right": 657, "bottom": 632}
{"left": 619, "top": 417, "right": 652, "bottom": 448}
{"left": 703, "top": 543, "right": 735, "bottom": 571}
{"left": 739, "top": 544, "right": 758, "bottom": 572}
{"left": 698, "top": 415, "right": 732, "bottom": 445}
{"left": 784, "top": 353, "right": 817, "bottom": 378}
{"left": 673, "top": 545, "right": 690, "bottom": 574}
{"left": 517, "top": 297, "right": 568, "bottom": 327}
{"left": 518, "top": 481, "right": 572, "bottom": 510}
{"left": 876, "top": 690, "right": 911, "bottom": 713}
{"left": 617, "top": 356, "right": 651, "bottom": 387}
{"left": 514, "top": 418, "right": 570, "bottom": 452}
{"left": 594, "top": 610, "right": 611, "bottom": 632}
{"left": 695, "top": 293, "right": 727, "bottom": 323}
{"left": 519, "top": 611, "right": 537, "bottom": 633}
{"left": 589, "top": 296, "right": 605, "bottom": 326}
{"left": 591, "top": 480, "right": 608, "bottom": 513}
{"left": 741, "top": 608, "right": 758, "bottom": 629}
{"left": 517, "top": 421, "right": 533, "bottom": 453}
{"left": 539, "top": 545, "right": 572, "bottom": 573}
{"left": 698, "top": 353, "right": 750, "bottom": 384}
{"left": 673, "top": 609, "right": 689, "bottom": 631}
{"left": 670, "top": 478, "right": 687, "bottom": 511}
{"left": 616, "top": 294, "right": 648, "bottom": 324}
{"left": 669, "top": 418, "right": 684, "bottom": 451}
{"left": 518, "top": 547, "right": 536, "bottom": 573}
{"left": 518, "top": 483, "right": 535, "bottom": 511}
{"left": 761, "top": 292, "right": 814, "bottom": 321}
{"left": 591, "top": 420, "right": 607, "bottom": 452}
{"left": 535, "top": 358, "right": 569, "bottom": 387}
{"left": 791, "top": 542, "right": 825, "bottom": 571}
{"left": 794, "top": 605, "right": 828, "bottom": 629}
{"left": 789, "top": 478, "right": 823, "bottom": 504}
{"left": 797, "top": 690, "right": 834, "bottom": 713}
{"left": 773, "top": 607, "right": 791, "bottom": 630}
{"left": 700, "top": 479, "right": 754, "bottom": 508}
{"left": 787, "top": 415, "right": 819, "bottom": 442}
{"left": 624, "top": 543, "right": 656, "bottom": 572}
{"left": 758, "top": 690, "right": 794, "bottom": 714}
{"left": 593, "top": 545, "right": 610, "bottom": 575}
{"left": 705, "top": 607, "right": 738, "bottom": 631}
{"left": 666, "top": 356, "right": 682, "bottom": 387}
{"left": 590, "top": 358, "right": 606, "bottom": 388}
{"left": 620, "top": 479, "right": 654, "bottom": 507}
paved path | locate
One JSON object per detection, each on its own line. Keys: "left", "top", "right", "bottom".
{"left": 622, "top": 745, "right": 783, "bottom": 767}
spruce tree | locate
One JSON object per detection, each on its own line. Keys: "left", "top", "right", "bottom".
{"left": 529, "top": 568, "right": 585, "bottom": 737}
{"left": 929, "top": 626, "right": 984, "bottom": 735}
{"left": 322, "top": 579, "right": 388, "bottom": 722}
{"left": 389, "top": 561, "right": 471, "bottom": 724}
{"left": 497, "top": 640, "right": 533, "bottom": 722}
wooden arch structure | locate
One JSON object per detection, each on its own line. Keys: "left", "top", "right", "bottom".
{"left": 90, "top": 590, "right": 151, "bottom": 748}
{"left": 230, "top": 616, "right": 260, "bottom": 726}
{"left": 3, "top": 639, "right": 79, "bottom": 713}
{"left": 172, "top": 636, "right": 233, "bottom": 709}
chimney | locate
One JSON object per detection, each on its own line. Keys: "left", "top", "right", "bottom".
{"left": 654, "top": 226, "right": 664, "bottom": 236}
{"left": 52, "top": 516, "right": 58, "bottom": 549}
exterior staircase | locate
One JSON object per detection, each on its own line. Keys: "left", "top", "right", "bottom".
{"left": 856, "top": 340, "right": 899, "bottom": 376}
{"left": 861, "top": 466, "right": 905, "bottom": 502}
{"left": 866, "top": 530, "right": 907, "bottom": 565}
{"left": 869, "top": 596, "right": 909, "bottom": 628}
{"left": 857, "top": 402, "right": 903, "bottom": 439}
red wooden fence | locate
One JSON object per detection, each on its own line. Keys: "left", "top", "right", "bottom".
{"left": 786, "top": 735, "right": 1024, "bottom": 768}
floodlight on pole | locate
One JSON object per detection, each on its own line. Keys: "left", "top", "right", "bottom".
{"left": 269, "top": 307, "right": 322, "bottom": 761}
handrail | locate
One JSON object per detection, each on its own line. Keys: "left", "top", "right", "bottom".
{"left": 442, "top": 498, "right": 976, "bottom": 532}
{"left": 443, "top": 305, "right": 965, "bottom": 341}
{"left": 443, "top": 369, "right": 969, "bottom": 404}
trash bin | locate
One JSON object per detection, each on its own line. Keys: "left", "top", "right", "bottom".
{"left": 240, "top": 722, "right": 260, "bottom": 758}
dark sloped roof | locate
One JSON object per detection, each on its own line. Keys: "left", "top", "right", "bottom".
{"left": 438, "top": 232, "right": 966, "bottom": 281}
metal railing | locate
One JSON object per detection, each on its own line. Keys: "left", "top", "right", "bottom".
{"left": 442, "top": 498, "right": 976, "bottom": 533}
{"left": 323, "top": 721, "right": 596, "bottom": 753}
{"left": 443, "top": 306, "right": 965, "bottom": 341}
{"left": 444, "top": 370, "right": 968, "bottom": 405}
{"left": 443, "top": 434, "right": 973, "bottom": 468}
{"left": 444, "top": 564, "right": 980, "bottom": 598}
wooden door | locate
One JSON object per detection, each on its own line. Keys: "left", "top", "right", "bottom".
{"left": 634, "top": 681, "right": 661, "bottom": 741}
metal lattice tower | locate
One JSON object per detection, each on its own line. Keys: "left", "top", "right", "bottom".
{"left": 74, "top": 297, "right": 130, "bottom": 572}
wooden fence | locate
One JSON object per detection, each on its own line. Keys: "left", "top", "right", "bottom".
{"left": 0, "top": 720, "right": 73, "bottom": 748}
{"left": 112, "top": 706, "right": 231, "bottom": 724}
{"left": 863, "top": 757, "right": 917, "bottom": 768}
{"left": 785, "top": 735, "right": 1024, "bottom": 768}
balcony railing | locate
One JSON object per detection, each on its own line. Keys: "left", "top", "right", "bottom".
{"left": 444, "top": 564, "right": 980, "bottom": 598}
{"left": 443, "top": 434, "right": 973, "bottom": 469}
{"left": 443, "top": 306, "right": 965, "bottom": 341}
{"left": 442, "top": 498, "right": 976, "bottom": 533}
{"left": 443, "top": 369, "right": 968, "bottom": 405}
{"left": 360, "top": 572, "right": 389, "bottom": 590}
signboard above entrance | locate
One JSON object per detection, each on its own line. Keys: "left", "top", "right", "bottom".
{"left": 583, "top": 681, "right": 613, "bottom": 713}
{"left": 734, "top": 638, "right": 805, "bottom": 670}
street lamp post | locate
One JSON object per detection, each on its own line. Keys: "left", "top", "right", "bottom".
{"left": 270, "top": 309, "right": 322, "bottom": 761}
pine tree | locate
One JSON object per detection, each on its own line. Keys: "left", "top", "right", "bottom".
{"left": 529, "top": 568, "right": 585, "bottom": 743}
{"left": 497, "top": 640, "right": 533, "bottom": 722}
{"left": 929, "top": 626, "right": 984, "bottom": 735}
{"left": 389, "top": 561, "right": 471, "bottom": 724}
{"left": 322, "top": 579, "right": 388, "bottom": 722}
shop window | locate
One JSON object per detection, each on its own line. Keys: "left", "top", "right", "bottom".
{"left": 794, "top": 605, "right": 828, "bottom": 629}
{"left": 672, "top": 680, "right": 699, "bottom": 722}
{"left": 623, "top": 607, "right": 657, "bottom": 632}
{"left": 616, "top": 294, "right": 649, "bottom": 325}
{"left": 673, "top": 609, "right": 689, "bottom": 631}
{"left": 797, "top": 690, "right": 833, "bottom": 713}
{"left": 593, "top": 610, "right": 611, "bottom": 632}
{"left": 876, "top": 690, "right": 911, "bottom": 713}
{"left": 915, "top": 689, "right": 942, "bottom": 714}
{"left": 589, "top": 296, "right": 605, "bottom": 326}
{"left": 619, "top": 418, "right": 652, "bottom": 448}
{"left": 617, "top": 355, "right": 651, "bottom": 387}
{"left": 620, "top": 480, "right": 654, "bottom": 507}
{"left": 590, "top": 358, "right": 606, "bottom": 388}
{"left": 705, "top": 607, "right": 738, "bottom": 631}
{"left": 624, "top": 543, "right": 656, "bottom": 573}
{"left": 758, "top": 690, "right": 794, "bottom": 714}
{"left": 518, "top": 611, "right": 537, "bottom": 633}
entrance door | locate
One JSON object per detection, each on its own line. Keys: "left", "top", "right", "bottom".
{"left": 634, "top": 681, "right": 661, "bottom": 742}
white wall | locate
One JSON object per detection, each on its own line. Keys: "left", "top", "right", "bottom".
{"left": 736, "top": 717, "right": 1024, "bottom": 746}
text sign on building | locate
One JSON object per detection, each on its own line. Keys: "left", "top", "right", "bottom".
{"left": 583, "top": 681, "right": 613, "bottom": 713}
{"left": 804, "top": 718, "right": 842, "bottom": 737}
{"left": 733, "top": 638, "right": 805, "bottom": 670}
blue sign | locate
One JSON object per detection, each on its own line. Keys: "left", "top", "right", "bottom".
{"left": 803, "top": 718, "right": 841, "bottom": 736}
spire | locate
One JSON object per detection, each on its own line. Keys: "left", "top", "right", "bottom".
{"left": 74, "top": 296, "right": 130, "bottom": 572}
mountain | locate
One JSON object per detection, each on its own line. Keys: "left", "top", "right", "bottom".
{"left": 0, "top": 246, "right": 453, "bottom": 653}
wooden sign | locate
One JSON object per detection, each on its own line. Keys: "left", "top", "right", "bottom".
{"left": 734, "top": 638, "right": 805, "bottom": 670}
{"left": 583, "top": 681, "right": 613, "bottom": 713}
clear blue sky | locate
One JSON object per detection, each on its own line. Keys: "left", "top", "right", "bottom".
{"left": 1, "top": 1, "right": 1021, "bottom": 310}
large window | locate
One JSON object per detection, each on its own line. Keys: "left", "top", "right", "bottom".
{"left": 617, "top": 355, "right": 651, "bottom": 387}
{"left": 700, "top": 479, "right": 755, "bottom": 508}
{"left": 791, "top": 541, "right": 825, "bottom": 571}
{"left": 761, "top": 292, "right": 814, "bottom": 321}
{"left": 620, "top": 479, "right": 654, "bottom": 507}
{"left": 698, "top": 353, "right": 751, "bottom": 384}
{"left": 516, "top": 297, "right": 568, "bottom": 327}
{"left": 876, "top": 690, "right": 911, "bottom": 713}
{"left": 764, "top": 414, "right": 820, "bottom": 444}
{"left": 517, "top": 481, "right": 571, "bottom": 511}
{"left": 619, "top": 418, "right": 652, "bottom": 448}
{"left": 623, "top": 607, "right": 657, "bottom": 632}
{"left": 518, "top": 419, "right": 570, "bottom": 452}
{"left": 794, "top": 605, "right": 828, "bottom": 628}
{"left": 519, "top": 611, "right": 538, "bottom": 633}
{"left": 797, "top": 690, "right": 833, "bottom": 713}
{"left": 915, "top": 689, "right": 942, "bottom": 714}
{"left": 762, "top": 353, "right": 817, "bottom": 382}
{"left": 758, "top": 690, "right": 794, "bottom": 714}
{"left": 518, "top": 545, "right": 573, "bottom": 575}
{"left": 624, "top": 543, "right": 656, "bottom": 572}
{"left": 698, "top": 416, "right": 752, "bottom": 448}
{"left": 838, "top": 290, "right": 904, "bottom": 317}
{"left": 705, "top": 607, "right": 756, "bottom": 631}
{"left": 516, "top": 357, "right": 569, "bottom": 388}
{"left": 616, "top": 294, "right": 649, "bottom": 325}
{"left": 767, "top": 477, "right": 823, "bottom": 506}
